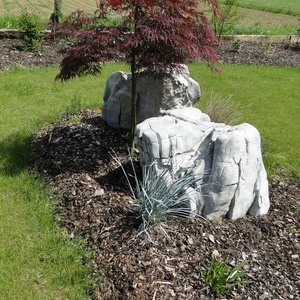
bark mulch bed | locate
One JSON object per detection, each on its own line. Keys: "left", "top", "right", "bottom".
{"left": 32, "top": 111, "right": 300, "bottom": 300}
{"left": 1, "top": 37, "right": 299, "bottom": 299}
{"left": 0, "top": 38, "right": 299, "bottom": 70}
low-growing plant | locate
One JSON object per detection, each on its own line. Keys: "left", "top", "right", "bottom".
{"left": 60, "top": 37, "right": 78, "bottom": 52}
{"left": 233, "top": 39, "right": 242, "bottom": 52}
{"left": 293, "top": 202, "right": 300, "bottom": 214}
{"left": 262, "top": 39, "right": 276, "bottom": 58}
{"left": 111, "top": 152, "right": 204, "bottom": 242}
{"left": 204, "top": 91, "right": 244, "bottom": 125}
{"left": 201, "top": 259, "right": 249, "bottom": 297}
{"left": 17, "top": 12, "right": 44, "bottom": 51}
{"left": 287, "top": 226, "right": 296, "bottom": 234}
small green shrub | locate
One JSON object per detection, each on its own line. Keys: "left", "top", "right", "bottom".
{"left": 17, "top": 12, "right": 44, "bottom": 52}
{"left": 233, "top": 39, "right": 242, "bottom": 52}
{"left": 201, "top": 259, "right": 249, "bottom": 297}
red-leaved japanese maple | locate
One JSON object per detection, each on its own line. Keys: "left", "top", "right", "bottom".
{"left": 51, "top": 0, "right": 221, "bottom": 152}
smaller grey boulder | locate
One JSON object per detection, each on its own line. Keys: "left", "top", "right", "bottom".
{"left": 102, "top": 65, "right": 201, "bottom": 129}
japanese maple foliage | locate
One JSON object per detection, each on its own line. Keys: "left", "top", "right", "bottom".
{"left": 50, "top": 0, "right": 221, "bottom": 151}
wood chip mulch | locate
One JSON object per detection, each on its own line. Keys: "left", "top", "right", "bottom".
{"left": 32, "top": 111, "right": 300, "bottom": 300}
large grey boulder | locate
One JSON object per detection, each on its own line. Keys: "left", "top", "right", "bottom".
{"left": 135, "top": 107, "right": 270, "bottom": 220}
{"left": 102, "top": 65, "right": 201, "bottom": 129}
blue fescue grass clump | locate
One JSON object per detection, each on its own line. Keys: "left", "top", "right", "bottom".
{"left": 111, "top": 152, "right": 204, "bottom": 242}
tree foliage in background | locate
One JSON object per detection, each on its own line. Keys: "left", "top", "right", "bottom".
{"left": 211, "top": 0, "right": 243, "bottom": 43}
{"left": 50, "top": 0, "right": 63, "bottom": 23}
{"left": 50, "top": 0, "right": 221, "bottom": 152}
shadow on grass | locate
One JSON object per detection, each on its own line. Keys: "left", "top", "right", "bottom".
{"left": 0, "top": 131, "right": 35, "bottom": 176}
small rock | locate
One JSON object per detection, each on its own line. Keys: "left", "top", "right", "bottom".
{"left": 94, "top": 188, "right": 104, "bottom": 197}
{"left": 212, "top": 249, "right": 220, "bottom": 259}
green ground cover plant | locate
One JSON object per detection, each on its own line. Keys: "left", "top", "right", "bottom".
{"left": 201, "top": 259, "right": 249, "bottom": 297}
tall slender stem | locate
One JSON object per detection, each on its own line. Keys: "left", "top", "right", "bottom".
{"left": 129, "top": 6, "right": 138, "bottom": 154}
{"left": 130, "top": 53, "right": 137, "bottom": 154}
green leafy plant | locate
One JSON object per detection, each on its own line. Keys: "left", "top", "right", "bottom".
{"left": 17, "top": 12, "right": 44, "bottom": 52}
{"left": 111, "top": 152, "right": 204, "bottom": 242}
{"left": 293, "top": 202, "right": 300, "bottom": 214}
{"left": 287, "top": 226, "right": 296, "bottom": 234}
{"left": 201, "top": 259, "right": 249, "bottom": 297}
{"left": 233, "top": 39, "right": 242, "bottom": 52}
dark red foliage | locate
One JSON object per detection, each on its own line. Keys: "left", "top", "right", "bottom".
{"left": 50, "top": 0, "right": 221, "bottom": 80}
{"left": 120, "top": 0, "right": 221, "bottom": 75}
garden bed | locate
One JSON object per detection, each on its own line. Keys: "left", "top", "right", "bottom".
{"left": 1, "top": 37, "right": 299, "bottom": 299}
{"left": 0, "top": 37, "right": 299, "bottom": 71}
{"left": 32, "top": 110, "right": 299, "bottom": 299}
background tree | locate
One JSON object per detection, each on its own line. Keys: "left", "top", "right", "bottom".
{"left": 50, "top": 0, "right": 63, "bottom": 23}
{"left": 211, "top": 0, "right": 243, "bottom": 43}
{"left": 51, "top": 0, "right": 221, "bottom": 152}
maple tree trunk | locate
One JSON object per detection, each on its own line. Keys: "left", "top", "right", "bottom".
{"left": 130, "top": 54, "right": 137, "bottom": 154}
{"left": 129, "top": 5, "right": 139, "bottom": 154}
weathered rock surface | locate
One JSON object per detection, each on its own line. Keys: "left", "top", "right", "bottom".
{"left": 102, "top": 65, "right": 201, "bottom": 129}
{"left": 135, "top": 107, "right": 270, "bottom": 220}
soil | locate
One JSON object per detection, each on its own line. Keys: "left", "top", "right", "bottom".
{"left": 0, "top": 38, "right": 300, "bottom": 70}
{"left": 1, "top": 38, "right": 299, "bottom": 299}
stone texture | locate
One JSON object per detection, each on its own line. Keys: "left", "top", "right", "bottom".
{"left": 135, "top": 107, "right": 270, "bottom": 220}
{"left": 102, "top": 65, "right": 200, "bottom": 129}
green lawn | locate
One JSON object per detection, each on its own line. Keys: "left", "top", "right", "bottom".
{"left": 0, "top": 65, "right": 123, "bottom": 299}
{"left": 218, "top": 0, "right": 300, "bottom": 16}
{"left": 190, "top": 63, "right": 300, "bottom": 178}
{"left": 0, "top": 62, "right": 299, "bottom": 298}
